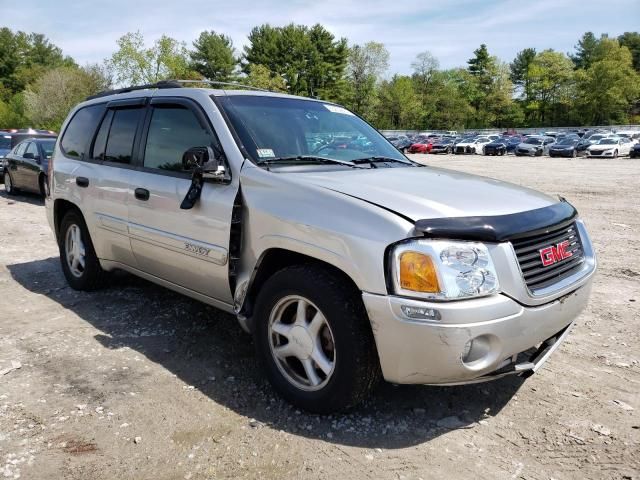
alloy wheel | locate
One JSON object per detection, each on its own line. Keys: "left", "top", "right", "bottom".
{"left": 4, "top": 172, "right": 12, "bottom": 193}
{"left": 268, "top": 295, "right": 336, "bottom": 391}
{"left": 65, "top": 224, "right": 86, "bottom": 278}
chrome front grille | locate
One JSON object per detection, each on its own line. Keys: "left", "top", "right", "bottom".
{"left": 511, "top": 221, "right": 585, "bottom": 291}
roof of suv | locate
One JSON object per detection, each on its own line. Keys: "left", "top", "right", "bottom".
{"left": 81, "top": 81, "right": 327, "bottom": 109}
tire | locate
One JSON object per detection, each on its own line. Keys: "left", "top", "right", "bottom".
{"left": 59, "top": 209, "right": 108, "bottom": 291}
{"left": 613, "top": 150, "right": 618, "bottom": 158}
{"left": 38, "top": 174, "right": 47, "bottom": 197}
{"left": 4, "top": 171, "right": 18, "bottom": 195}
{"left": 572, "top": 149, "right": 577, "bottom": 158}
{"left": 253, "top": 264, "right": 381, "bottom": 413}
{"left": 446, "top": 147, "right": 451, "bottom": 154}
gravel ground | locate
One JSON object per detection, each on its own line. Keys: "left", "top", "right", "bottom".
{"left": 0, "top": 154, "right": 638, "bottom": 480}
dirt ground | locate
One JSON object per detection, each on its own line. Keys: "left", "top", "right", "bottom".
{"left": 0, "top": 155, "right": 638, "bottom": 480}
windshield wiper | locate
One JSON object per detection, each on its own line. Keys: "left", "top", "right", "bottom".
{"left": 351, "top": 156, "right": 418, "bottom": 168}
{"left": 256, "top": 155, "right": 365, "bottom": 169}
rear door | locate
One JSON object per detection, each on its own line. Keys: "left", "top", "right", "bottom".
{"left": 126, "top": 97, "right": 237, "bottom": 303}
{"left": 86, "top": 98, "right": 146, "bottom": 267}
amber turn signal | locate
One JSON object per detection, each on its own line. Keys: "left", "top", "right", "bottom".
{"left": 399, "top": 251, "right": 441, "bottom": 293}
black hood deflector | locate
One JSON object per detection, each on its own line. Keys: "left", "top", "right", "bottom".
{"left": 415, "top": 201, "right": 577, "bottom": 242}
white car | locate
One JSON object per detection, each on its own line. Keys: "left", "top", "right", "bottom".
{"left": 587, "top": 137, "right": 632, "bottom": 158}
{"left": 454, "top": 137, "right": 491, "bottom": 154}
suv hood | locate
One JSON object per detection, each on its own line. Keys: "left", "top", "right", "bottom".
{"left": 296, "top": 166, "right": 556, "bottom": 222}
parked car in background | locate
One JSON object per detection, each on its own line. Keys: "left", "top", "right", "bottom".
{"left": 3, "top": 137, "right": 56, "bottom": 196}
{"left": 1, "top": 129, "right": 57, "bottom": 184}
{"left": 548, "top": 138, "right": 583, "bottom": 158}
{"left": 454, "top": 137, "right": 491, "bottom": 154}
{"left": 630, "top": 142, "right": 640, "bottom": 158}
{"left": 483, "top": 139, "right": 508, "bottom": 156}
{"left": 429, "top": 138, "right": 455, "bottom": 154}
{"left": 385, "top": 134, "right": 412, "bottom": 153}
{"left": 615, "top": 131, "right": 640, "bottom": 144}
{"left": 515, "top": 136, "right": 555, "bottom": 156}
{"left": 407, "top": 136, "right": 432, "bottom": 154}
{"left": 587, "top": 137, "right": 632, "bottom": 158}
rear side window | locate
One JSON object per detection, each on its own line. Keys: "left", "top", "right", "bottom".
{"left": 103, "top": 108, "right": 143, "bottom": 164}
{"left": 143, "top": 106, "right": 215, "bottom": 171}
{"left": 14, "top": 143, "right": 27, "bottom": 156}
{"left": 60, "top": 105, "right": 105, "bottom": 159}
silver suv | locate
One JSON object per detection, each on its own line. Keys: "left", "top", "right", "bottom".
{"left": 46, "top": 81, "right": 596, "bottom": 413}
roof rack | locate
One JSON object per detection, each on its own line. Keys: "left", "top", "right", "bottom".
{"left": 86, "top": 78, "right": 271, "bottom": 101}
{"left": 86, "top": 80, "right": 183, "bottom": 100}
{"left": 167, "top": 79, "right": 271, "bottom": 92}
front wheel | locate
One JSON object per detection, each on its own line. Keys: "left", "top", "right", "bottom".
{"left": 253, "top": 265, "right": 380, "bottom": 413}
{"left": 613, "top": 150, "right": 618, "bottom": 158}
{"left": 4, "top": 171, "right": 17, "bottom": 195}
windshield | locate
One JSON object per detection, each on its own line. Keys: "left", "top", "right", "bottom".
{"left": 216, "top": 95, "right": 406, "bottom": 165}
{"left": 523, "top": 137, "right": 543, "bottom": 145}
{"left": 0, "top": 135, "right": 11, "bottom": 150}
{"left": 598, "top": 138, "right": 618, "bottom": 145}
{"left": 557, "top": 138, "right": 578, "bottom": 146}
{"left": 40, "top": 140, "right": 56, "bottom": 158}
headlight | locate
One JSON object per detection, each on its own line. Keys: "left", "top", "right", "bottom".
{"left": 391, "top": 240, "right": 500, "bottom": 300}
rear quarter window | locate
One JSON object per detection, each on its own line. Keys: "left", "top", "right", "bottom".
{"left": 60, "top": 104, "right": 105, "bottom": 159}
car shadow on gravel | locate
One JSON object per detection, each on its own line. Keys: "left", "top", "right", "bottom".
{"left": 0, "top": 186, "right": 44, "bottom": 206}
{"left": 8, "top": 257, "right": 525, "bottom": 449}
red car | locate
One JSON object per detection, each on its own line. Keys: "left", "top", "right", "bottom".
{"left": 407, "top": 136, "right": 432, "bottom": 154}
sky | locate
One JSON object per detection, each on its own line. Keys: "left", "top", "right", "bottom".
{"left": 3, "top": 0, "right": 639, "bottom": 75}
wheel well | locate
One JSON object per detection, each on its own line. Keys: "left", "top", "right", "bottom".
{"left": 241, "top": 248, "right": 362, "bottom": 323}
{"left": 53, "top": 199, "right": 81, "bottom": 240}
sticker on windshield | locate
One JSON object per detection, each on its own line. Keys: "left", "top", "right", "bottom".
{"left": 324, "top": 104, "right": 354, "bottom": 116}
{"left": 257, "top": 148, "right": 275, "bottom": 158}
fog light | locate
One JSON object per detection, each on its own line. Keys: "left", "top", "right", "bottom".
{"left": 401, "top": 305, "right": 441, "bottom": 320}
{"left": 461, "top": 335, "right": 492, "bottom": 365}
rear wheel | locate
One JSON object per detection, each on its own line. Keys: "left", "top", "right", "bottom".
{"left": 38, "top": 174, "right": 47, "bottom": 197}
{"left": 4, "top": 171, "right": 17, "bottom": 195}
{"left": 59, "top": 210, "right": 108, "bottom": 291}
{"left": 253, "top": 264, "right": 380, "bottom": 413}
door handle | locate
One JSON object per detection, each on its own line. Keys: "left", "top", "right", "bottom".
{"left": 76, "top": 177, "right": 89, "bottom": 188}
{"left": 134, "top": 188, "right": 150, "bottom": 201}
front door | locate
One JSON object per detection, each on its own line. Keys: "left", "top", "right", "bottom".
{"left": 127, "top": 98, "right": 237, "bottom": 304}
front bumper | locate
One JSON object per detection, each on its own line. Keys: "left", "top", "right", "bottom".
{"left": 363, "top": 279, "right": 592, "bottom": 384}
{"left": 587, "top": 150, "right": 615, "bottom": 157}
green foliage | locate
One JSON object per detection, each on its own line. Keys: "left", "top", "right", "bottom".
{"left": 108, "top": 31, "right": 196, "bottom": 86}
{"left": 0, "top": 25, "right": 639, "bottom": 132}
{"left": 618, "top": 32, "right": 640, "bottom": 72}
{"left": 570, "top": 32, "right": 601, "bottom": 69}
{"left": 372, "top": 75, "right": 421, "bottom": 129}
{"left": 190, "top": 31, "right": 237, "bottom": 82}
{"left": 344, "top": 42, "right": 389, "bottom": 117}
{"left": 244, "top": 64, "right": 287, "bottom": 92}
{"left": 575, "top": 39, "right": 640, "bottom": 125}
{"left": 242, "top": 23, "right": 348, "bottom": 101}
{"left": 527, "top": 50, "right": 575, "bottom": 125}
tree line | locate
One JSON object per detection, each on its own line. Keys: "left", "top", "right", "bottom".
{"left": 0, "top": 25, "right": 638, "bottom": 132}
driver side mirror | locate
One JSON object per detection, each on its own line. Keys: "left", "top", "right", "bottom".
{"left": 182, "top": 146, "right": 226, "bottom": 181}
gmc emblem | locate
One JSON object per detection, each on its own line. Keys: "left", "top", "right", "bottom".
{"left": 539, "top": 240, "right": 573, "bottom": 266}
